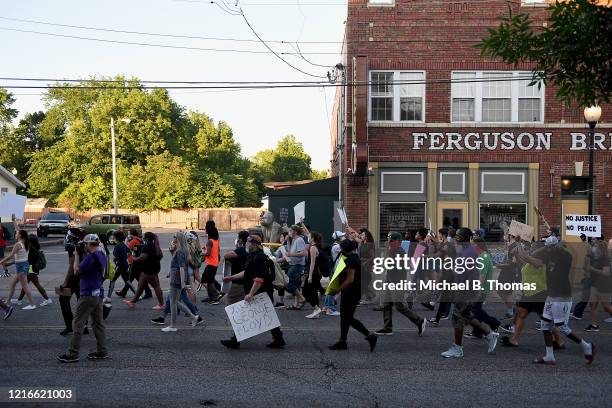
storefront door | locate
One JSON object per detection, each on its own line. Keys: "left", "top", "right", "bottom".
{"left": 437, "top": 202, "right": 468, "bottom": 231}
{"left": 562, "top": 199, "right": 588, "bottom": 243}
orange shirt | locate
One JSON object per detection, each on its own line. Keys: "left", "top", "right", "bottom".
{"left": 205, "top": 239, "right": 219, "bottom": 267}
{"left": 127, "top": 237, "right": 143, "bottom": 265}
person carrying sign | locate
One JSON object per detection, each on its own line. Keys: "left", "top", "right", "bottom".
{"left": 221, "top": 233, "right": 286, "bottom": 350}
{"left": 326, "top": 239, "right": 378, "bottom": 352}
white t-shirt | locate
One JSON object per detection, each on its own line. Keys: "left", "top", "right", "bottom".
{"left": 14, "top": 241, "right": 29, "bottom": 263}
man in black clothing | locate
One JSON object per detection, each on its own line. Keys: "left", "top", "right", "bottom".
{"left": 221, "top": 233, "right": 286, "bottom": 349}
{"left": 327, "top": 239, "right": 377, "bottom": 352}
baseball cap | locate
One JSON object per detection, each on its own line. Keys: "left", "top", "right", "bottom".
{"left": 387, "top": 231, "right": 403, "bottom": 241}
{"left": 332, "top": 231, "right": 346, "bottom": 240}
{"left": 544, "top": 236, "right": 559, "bottom": 246}
{"left": 83, "top": 234, "right": 101, "bottom": 244}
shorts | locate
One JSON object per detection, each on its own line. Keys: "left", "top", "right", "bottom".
{"left": 542, "top": 297, "right": 572, "bottom": 325}
{"left": 15, "top": 261, "right": 29, "bottom": 274}
{"left": 452, "top": 302, "right": 475, "bottom": 329}
{"left": 517, "top": 292, "right": 547, "bottom": 315}
{"left": 286, "top": 264, "right": 304, "bottom": 294}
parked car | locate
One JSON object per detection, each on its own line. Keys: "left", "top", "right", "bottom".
{"left": 37, "top": 211, "right": 72, "bottom": 237}
{"left": 79, "top": 214, "right": 142, "bottom": 243}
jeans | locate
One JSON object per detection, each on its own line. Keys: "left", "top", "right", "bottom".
{"left": 164, "top": 289, "right": 198, "bottom": 317}
{"left": 168, "top": 287, "right": 195, "bottom": 327}
{"left": 286, "top": 264, "right": 304, "bottom": 294}
{"left": 68, "top": 296, "right": 107, "bottom": 356}
{"left": 324, "top": 295, "right": 337, "bottom": 312}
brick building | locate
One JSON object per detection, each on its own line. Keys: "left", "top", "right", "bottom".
{"left": 331, "top": 0, "right": 611, "bottom": 243}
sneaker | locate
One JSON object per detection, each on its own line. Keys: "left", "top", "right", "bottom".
{"left": 152, "top": 304, "right": 165, "bottom": 310}
{"left": 22, "top": 304, "right": 36, "bottom": 310}
{"left": 220, "top": 339, "right": 240, "bottom": 350}
{"left": 87, "top": 352, "right": 109, "bottom": 360}
{"left": 3, "top": 305, "right": 14, "bottom": 320}
{"left": 191, "top": 316, "right": 201, "bottom": 327}
{"left": 151, "top": 317, "right": 165, "bottom": 325}
{"left": 570, "top": 313, "right": 583, "bottom": 320}
{"left": 585, "top": 343, "right": 596, "bottom": 365}
{"left": 486, "top": 332, "right": 499, "bottom": 353}
{"left": 464, "top": 332, "right": 482, "bottom": 339}
{"left": 441, "top": 345, "right": 464, "bottom": 358}
{"left": 57, "top": 353, "right": 79, "bottom": 363}
{"left": 329, "top": 341, "right": 348, "bottom": 350}
{"left": 39, "top": 298, "right": 53, "bottom": 307}
{"left": 306, "top": 307, "right": 322, "bottom": 319}
{"left": 326, "top": 310, "right": 341, "bottom": 317}
{"left": 604, "top": 317, "right": 612, "bottom": 323}
{"left": 366, "top": 333, "right": 378, "bottom": 352}
{"left": 103, "top": 297, "right": 111, "bottom": 303}
{"left": 274, "top": 302, "right": 286, "bottom": 309}
{"left": 375, "top": 328, "right": 393, "bottom": 336}
{"left": 499, "top": 324, "right": 515, "bottom": 334}
{"left": 266, "top": 339, "right": 286, "bottom": 349}
{"left": 440, "top": 315, "right": 449, "bottom": 320}
{"left": 195, "top": 316, "right": 204, "bottom": 326}
{"left": 10, "top": 299, "right": 22, "bottom": 306}
{"left": 428, "top": 317, "right": 440, "bottom": 326}
{"left": 533, "top": 356, "right": 556, "bottom": 365}
{"left": 161, "top": 326, "right": 177, "bottom": 332}
{"left": 59, "top": 329, "right": 73, "bottom": 336}
{"left": 585, "top": 324, "right": 600, "bottom": 332}
{"left": 421, "top": 302, "right": 435, "bottom": 311}
{"left": 417, "top": 319, "right": 427, "bottom": 336}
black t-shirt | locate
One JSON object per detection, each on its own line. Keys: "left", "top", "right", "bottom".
{"left": 242, "top": 250, "right": 272, "bottom": 295}
{"left": 340, "top": 253, "right": 361, "bottom": 299}
{"left": 230, "top": 246, "right": 248, "bottom": 285}
{"left": 535, "top": 247, "right": 573, "bottom": 297}
{"left": 140, "top": 242, "right": 161, "bottom": 275}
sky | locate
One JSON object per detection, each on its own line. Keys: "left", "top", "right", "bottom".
{"left": 1, "top": 0, "right": 347, "bottom": 170}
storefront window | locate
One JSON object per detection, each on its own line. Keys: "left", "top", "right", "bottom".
{"left": 379, "top": 202, "right": 426, "bottom": 242}
{"left": 479, "top": 203, "right": 527, "bottom": 242}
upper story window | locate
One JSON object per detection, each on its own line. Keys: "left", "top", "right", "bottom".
{"left": 522, "top": 0, "right": 547, "bottom": 4}
{"left": 370, "top": 71, "right": 425, "bottom": 122}
{"left": 368, "top": 0, "right": 395, "bottom": 5}
{"left": 451, "top": 71, "right": 543, "bottom": 123}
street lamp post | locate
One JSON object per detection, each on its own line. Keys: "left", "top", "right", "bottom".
{"left": 583, "top": 105, "right": 602, "bottom": 216}
{"left": 110, "top": 117, "right": 132, "bottom": 215}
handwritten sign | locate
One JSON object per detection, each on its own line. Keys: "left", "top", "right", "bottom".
{"left": 565, "top": 214, "right": 601, "bottom": 238}
{"left": 0, "top": 192, "right": 27, "bottom": 218}
{"left": 225, "top": 293, "right": 280, "bottom": 342}
{"left": 293, "top": 201, "right": 305, "bottom": 224}
{"left": 279, "top": 208, "right": 289, "bottom": 224}
{"left": 337, "top": 207, "right": 348, "bottom": 225}
{"left": 508, "top": 220, "right": 534, "bottom": 242}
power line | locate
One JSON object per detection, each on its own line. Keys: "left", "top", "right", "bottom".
{"left": 0, "top": 16, "right": 343, "bottom": 44}
{"left": 173, "top": 0, "right": 347, "bottom": 5}
{"left": 0, "top": 27, "right": 343, "bottom": 55}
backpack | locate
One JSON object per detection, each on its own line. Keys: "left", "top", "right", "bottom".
{"left": 187, "top": 240, "right": 203, "bottom": 269}
{"left": 29, "top": 248, "right": 47, "bottom": 271}
{"left": 93, "top": 251, "right": 110, "bottom": 281}
{"left": 316, "top": 245, "right": 332, "bottom": 277}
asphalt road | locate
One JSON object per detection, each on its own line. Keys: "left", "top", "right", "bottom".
{"left": 1, "top": 230, "right": 611, "bottom": 407}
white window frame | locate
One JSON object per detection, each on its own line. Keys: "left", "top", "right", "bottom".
{"left": 439, "top": 171, "right": 466, "bottom": 195}
{"left": 478, "top": 203, "right": 529, "bottom": 228}
{"left": 481, "top": 172, "right": 525, "bottom": 195}
{"left": 369, "top": 70, "right": 426, "bottom": 123}
{"left": 381, "top": 171, "right": 425, "bottom": 194}
{"left": 451, "top": 71, "right": 544, "bottom": 124}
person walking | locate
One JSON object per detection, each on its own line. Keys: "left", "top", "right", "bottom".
{"left": 124, "top": 232, "right": 165, "bottom": 309}
{"left": 327, "top": 239, "right": 378, "bottom": 351}
{"left": 16, "top": 234, "right": 52, "bottom": 306}
{"left": 106, "top": 230, "right": 132, "bottom": 302}
{"left": 202, "top": 226, "right": 224, "bottom": 304}
{"left": 584, "top": 236, "right": 612, "bottom": 332}
{"left": 57, "top": 234, "right": 108, "bottom": 363}
{"left": 221, "top": 234, "right": 286, "bottom": 349}
{"left": 162, "top": 232, "right": 199, "bottom": 332}
{"left": 304, "top": 231, "right": 325, "bottom": 319}
{"left": 285, "top": 225, "right": 307, "bottom": 310}
{"left": 0, "top": 224, "right": 37, "bottom": 310}
{"left": 375, "top": 232, "right": 426, "bottom": 336}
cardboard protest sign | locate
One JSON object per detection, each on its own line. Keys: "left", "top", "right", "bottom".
{"left": 325, "top": 256, "right": 346, "bottom": 296}
{"left": 224, "top": 293, "right": 280, "bottom": 342}
{"left": 293, "top": 201, "right": 305, "bottom": 224}
{"left": 279, "top": 208, "right": 289, "bottom": 224}
{"left": 220, "top": 259, "right": 232, "bottom": 295}
{"left": 508, "top": 220, "right": 534, "bottom": 242}
{"left": 0, "top": 192, "right": 27, "bottom": 218}
{"left": 565, "top": 214, "right": 601, "bottom": 238}
{"left": 337, "top": 208, "right": 348, "bottom": 225}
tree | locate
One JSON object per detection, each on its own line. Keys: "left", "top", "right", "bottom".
{"left": 478, "top": 0, "right": 612, "bottom": 106}
{"left": 311, "top": 169, "right": 329, "bottom": 180}
{"left": 251, "top": 135, "right": 313, "bottom": 182}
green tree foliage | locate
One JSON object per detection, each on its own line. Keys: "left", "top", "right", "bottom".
{"left": 252, "top": 135, "right": 313, "bottom": 182}
{"left": 478, "top": 0, "right": 612, "bottom": 106}
{"left": 311, "top": 169, "right": 329, "bottom": 180}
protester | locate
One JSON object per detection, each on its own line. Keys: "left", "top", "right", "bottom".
{"left": 58, "top": 228, "right": 85, "bottom": 336}
{"left": 273, "top": 231, "right": 290, "bottom": 308}
{"left": 0, "top": 224, "right": 37, "bottom": 310}
{"left": 124, "top": 232, "right": 164, "bottom": 309}
{"left": 355, "top": 228, "right": 376, "bottom": 305}
{"left": 106, "top": 230, "right": 132, "bottom": 302}
{"left": 327, "top": 239, "right": 377, "bottom": 351}
{"left": 516, "top": 236, "right": 595, "bottom": 365}
{"left": 323, "top": 231, "right": 345, "bottom": 316}
{"left": 161, "top": 232, "right": 200, "bottom": 332}
{"left": 303, "top": 231, "right": 325, "bottom": 319}
{"left": 185, "top": 231, "right": 203, "bottom": 305}
{"left": 16, "top": 234, "right": 52, "bottom": 306}
{"left": 221, "top": 234, "right": 286, "bottom": 349}
{"left": 202, "top": 225, "right": 224, "bottom": 304}
{"left": 585, "top": 236, "right": 612, "bottom": 331}
{"left": 429, "top": 228, "right": 453, "bottom": 325}
{"left": 375, "top": 232, "right": 426, "bottom": 337}
{"left": 285, "top": 225, "right": 307, "bottom": 310}
{"left": 440, "top": 228, "right": 499, "bottom": 358}
{"left": 57, "top": 234, "right": 108, "bottom": 363}
{"left": 0, "top": 223, "right": 10, "bottom": 276}
{"left": 224, "top": 230, "right": 249, "bottom": 305}
{"left": 116, "top": 229, "right": 150, "bottom": 299}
